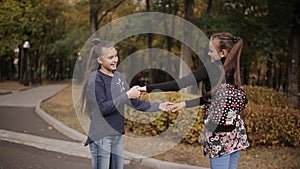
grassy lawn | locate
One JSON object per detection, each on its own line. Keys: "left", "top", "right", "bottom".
{"left": 41, "top": 85, "right": 300, "bottom": 169}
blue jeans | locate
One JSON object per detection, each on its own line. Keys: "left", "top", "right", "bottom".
{"left": 89, "top": 135, "right": 124, "bottom": 169}
{"left": 210, "top": 151, "right": 240, "bottom": 169}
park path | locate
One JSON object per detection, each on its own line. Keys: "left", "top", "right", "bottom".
{"left": 0, "top": 84, "right": 208, "bottom": 169}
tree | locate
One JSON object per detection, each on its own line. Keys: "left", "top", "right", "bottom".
{"left": 0, "top": 0, "right": 68, "bottom": 84}
{"left": 180, "top": 0, "right": 195, "bottom": 94}
{"left": 89, "top": 0, "right": 125, "bottom": 33}
{"left": 287, "top": 0, "right": 300, "bottom": 108}
{"left": 89, "top": 0, "right": 101, "bottom": 33}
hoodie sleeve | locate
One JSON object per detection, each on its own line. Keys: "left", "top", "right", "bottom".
{"left": 146, "top": 64, "right": 209, "bottom": 92}
{"left": 94, "top": 73, "right": 130, "bottom": 116}
{"left": 129, "top": 99, "right": 160, "bottom": 112}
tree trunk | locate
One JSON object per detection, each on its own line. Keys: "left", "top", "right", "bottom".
{"left": 17, "top": 46, "right": 21, "bottom": 81}
{"left": 162, "top": 0, "right": 176, "bottom": 82}
{"left": 266, "top": 54, "right": 272, "bottom": 88}
{"left": 256, "top": 59, "right": 262, "bottom": 86}
{"left": 146, "top": 0, "right": 154, "bottom": 84}
{"left": 23, "top": 48, "right": 29, "bottom": 86}
{"left": 180, "top": 0, "right": 194, "bottom": 94}
{"left": 19, "top": 48, "right": 24, "bottom": 84}
{"left": 89, "top": 0, "right": 100, "bottom": 33}
{"left": 206, "top": 0, "right": 213, "bottom": 14}
{"left": 273, "top": 58, "right": 280, "bottom": 90}
{"left": 163, "top": 0, "right": 173, "bottom": 52}
{"left": 0, "top": 55, "right": 2, "bottom": 82}
{"left": 37, "top": 53, "right": 42, "bottom": 84}
{"left": 243, "top": 65, "right": 249, "bottom": 85}
{"left": 287, "top": 27, "right": 299, "bottom": 108}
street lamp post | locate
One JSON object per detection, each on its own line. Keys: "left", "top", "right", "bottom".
{"left": 14, "top": 47, "right": 20, "bottom": 80}
{"left": 77, "top": 52, "right": 83, "bottom": 83}
{"left": 23, "top": 41, "right": 30, "bottom": 86}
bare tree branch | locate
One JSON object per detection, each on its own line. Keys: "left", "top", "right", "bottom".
{"left": 97, "top": 0, "right": 126, "bottom": 26}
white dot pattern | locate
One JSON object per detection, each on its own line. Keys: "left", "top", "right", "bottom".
{"left": 204, "top": 83, "right": 247, "bottom": 129}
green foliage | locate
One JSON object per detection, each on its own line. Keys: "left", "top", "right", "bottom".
{"left": 125, "top": 86, "right": 300, "bottom": 147}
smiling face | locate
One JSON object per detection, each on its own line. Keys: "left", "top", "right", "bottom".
{"left": 98, "top": 47, "right": 118, "bottom": 75}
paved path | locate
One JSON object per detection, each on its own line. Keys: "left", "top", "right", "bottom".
{"left": 0, "top": 140, "right": 91, "bottom": 169}
{"left": 0, "top": 107, "right": 73, "bottom": 141}
{"left": 0, "top": 84, "right": 208, "bottom": 169}
{"left": 0, "top": 85, "right": 67, "bottom": 107}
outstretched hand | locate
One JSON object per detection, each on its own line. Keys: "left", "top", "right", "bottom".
{"left": 159, "top": 102, "right": 175, "bottom": 112}
{"left": 159, "top": 102, "right": 186, "bottom": 112}
{"left": 137, "top": 86, "right": 186, "bottom": 112}
{"left": 169, "top": 102, "right": 186, "bottom": 112}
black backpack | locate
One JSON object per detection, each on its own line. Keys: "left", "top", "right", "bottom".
{"left": 203, "top": 83, "right": 248, "bottom": 132}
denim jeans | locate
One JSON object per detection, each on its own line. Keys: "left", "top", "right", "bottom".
{"left": 89, "top": 135, "right": 124, "bottom": 169}
{"left": 210, "top": 150, "right": 240, "bottom": 169}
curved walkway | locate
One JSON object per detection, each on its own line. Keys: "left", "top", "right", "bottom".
{"left": 0, "top": 84, "right": 208, "bottom": 169}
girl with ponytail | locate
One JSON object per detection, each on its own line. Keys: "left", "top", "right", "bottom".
{"left": 138, "top": 32, "right": 249, "bottom": 169}
{"left": 76, "top": 39, "right": 171, "bottom": 169}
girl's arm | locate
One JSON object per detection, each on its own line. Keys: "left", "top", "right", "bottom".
{"left": 94, "top": 75, "right": 131, "bottom": 116}
{"left": 95, "top": 80, "right": 128, "bottom": 116}
{"left": 170, "top": 96, "right": 210, "bottom": 112}
{"left": 129, "top": 99, "right": 160, "bottom": 112}
{"left": 129, "top": 99, "right": 173, "bottom": 112}
{"left": 145, "top": 64, "right": 209, "bottom": 92}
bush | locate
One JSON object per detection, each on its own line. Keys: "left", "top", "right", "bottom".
{"left": 243, "top": 86, "right": 300, "bottom": 147}
{"left": 124, "top": 86, "right": 300, "bottom": 147}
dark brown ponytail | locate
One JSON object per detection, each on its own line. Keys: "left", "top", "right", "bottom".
{"left": 205, "top": 32, "right": 244, "bottom": 97}
{"left": 223, "top": 37, "right": 243, "bottom": 88}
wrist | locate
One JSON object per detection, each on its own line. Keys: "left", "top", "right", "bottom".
{"left": 126, "top": 91, "right": 131, "bottom": 99}
{"left": 182, "top": 102, "right": 186, "bottom": 108}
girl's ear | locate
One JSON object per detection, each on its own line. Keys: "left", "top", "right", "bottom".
{"left": 97, "top": 57, "right": 102, "bottom": 64}
{"left": 221, "top": 49, "right": 229, "bottom": 57}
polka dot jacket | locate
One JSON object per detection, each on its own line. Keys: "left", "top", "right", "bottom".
{"left": 202, "top": 83, "right": 249, "bottom": 158}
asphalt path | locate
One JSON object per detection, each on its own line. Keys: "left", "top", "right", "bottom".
{"left": 0, "top": 140, "right": 91, "bottom": 169}
{"left": 0, "top": 84, "right": 206, "bottom": 169}
{"left": 0, "top": 107, "right": 74, "bottom": 142}
{"left": 0, "top": 106, "right": 151, "bottom": 169}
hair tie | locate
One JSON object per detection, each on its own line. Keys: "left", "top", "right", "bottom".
{"left": 92, "top": 38, "right": 101, "bottom": 45}
{"left": 232, "top": 36, "right": 240, "bottom": 43}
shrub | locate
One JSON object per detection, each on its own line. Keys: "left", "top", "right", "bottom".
{"left": 243, "top": 86, "right": 300, "bottom": 147}
{"left": 125, "top": 86, "right": 300, "bottom": 147}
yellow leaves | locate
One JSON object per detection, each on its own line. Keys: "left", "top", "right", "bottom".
{"left": 243, "top": 86, "right": 300, "bottom": 147}
{"left": 125, "top": 91, "right": 204, "bottom": 144}
{"left": 125, "top": 86, "right": 300, "bottom": 147}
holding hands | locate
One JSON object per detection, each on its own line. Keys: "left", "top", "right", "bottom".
{"left": 169, "top": 102, "right": 186, "bottom": 112}
{"left": 159, "top": 101, "right": 186, "bottom": 112}
{"left": 126, "top": 86, "right": 141, "bottom": 99}
{"left": 137, "top": 86, "right": 186, "bottom": 112}
{"left": 127, "top": 85, "right": 186, "bottom": 112}
{"left": 159, "top": 102, "right": 174, "bottom": 112}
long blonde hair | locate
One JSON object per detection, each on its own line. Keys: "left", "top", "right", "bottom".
{"left": 76, "top": 39, "right": 114, "bottom": 116}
